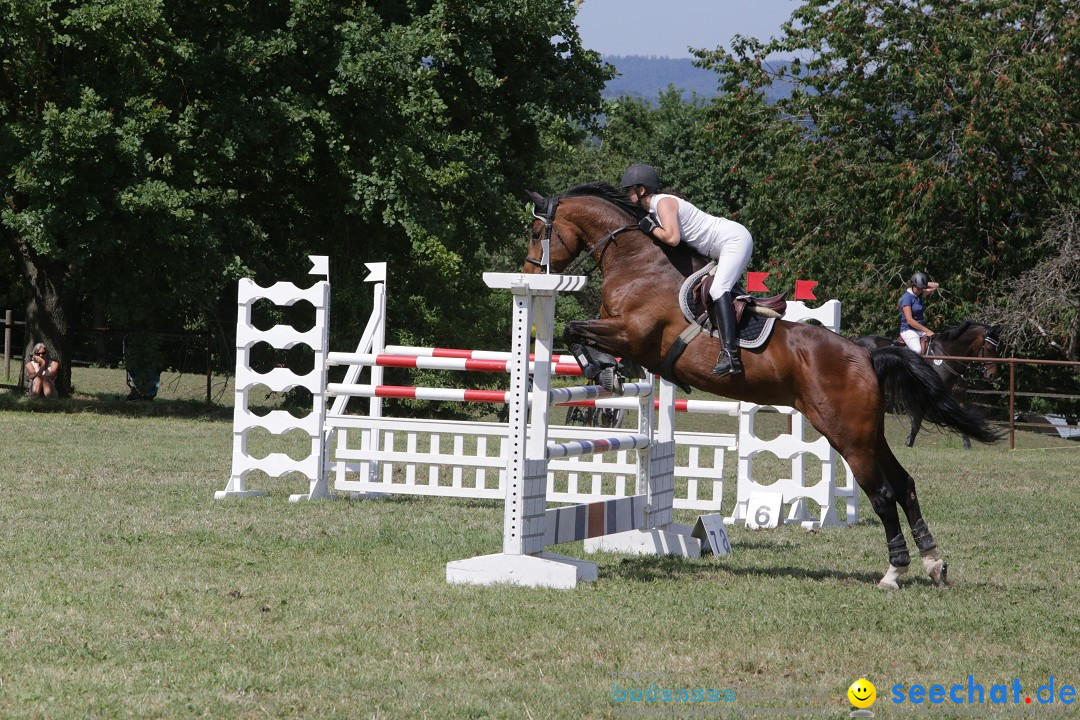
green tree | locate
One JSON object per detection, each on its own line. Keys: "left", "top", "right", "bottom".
{"left": 696, "top": 0, "right": 1080, "bottom": 336}
{"left": 1, "top": 0, "right": 610, "bottom": 394}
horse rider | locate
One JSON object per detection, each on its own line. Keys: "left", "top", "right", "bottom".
{"left": 898, "top": 271, "right": 940, "bottom": 353}
{"left": 620, "top": 163, "right": 754, "bottom": 377}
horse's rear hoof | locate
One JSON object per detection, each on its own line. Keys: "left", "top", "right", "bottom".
{"left": 929, "top": 560, "right": 951, "bottom": 588}
{"left": 877, "top": 563, "right": 908, "bottom": 590}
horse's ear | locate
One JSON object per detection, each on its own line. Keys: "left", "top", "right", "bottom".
{"left": 525, "top": 190, "right": 547, "bottom": 214}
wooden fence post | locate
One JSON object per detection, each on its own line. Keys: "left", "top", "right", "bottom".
{"left": 4, "top": 310, "right": 12, "bottom": 381}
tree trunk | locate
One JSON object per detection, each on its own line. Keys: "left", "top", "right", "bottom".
{"left": 12, "top": 238, "right": 72, "bottom": 396}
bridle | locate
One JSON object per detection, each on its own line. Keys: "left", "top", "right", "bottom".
{"left": 931, "top": 327, "right": 1000, "bottom": 379}
{"left": 977, "top": 330, "right": 1000, "bottom": 378}
{"left": 525, "top": 195, "right": 638, "bottom": 275}
{"left": 524, "top": 196, "right": 562, "bottom": 272}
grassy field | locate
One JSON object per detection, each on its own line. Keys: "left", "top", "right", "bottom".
{"left": 1, "top": 366, "right": 1078, "bottom": 719}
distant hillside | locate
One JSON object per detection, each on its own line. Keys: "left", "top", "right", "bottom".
{"left": 600, "top": 55, "right": 793, "bottom": 105}
{"left": 601, "top": 55, "right": 718, "bottom": 102}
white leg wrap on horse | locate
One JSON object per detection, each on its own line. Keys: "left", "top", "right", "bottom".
{"left": 877, "top": 563, "right": 909, "bottom": 590}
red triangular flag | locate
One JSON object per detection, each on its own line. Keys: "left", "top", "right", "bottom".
{"left": 746, "top": 271, "right": 769, "bottom": 292}
{"left": 794, "top": 280, "right": 818, "bottom": 301}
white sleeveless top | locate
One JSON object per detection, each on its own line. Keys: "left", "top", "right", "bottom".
{"left": 648, "top": 194, "right": 732, "bottom": 258}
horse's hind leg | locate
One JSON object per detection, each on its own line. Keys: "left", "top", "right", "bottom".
{"left": 833, "top": 446, "right": 916, "bottom": 589}
{"left": 906, "top": 411, "right": 924, "bottom": 447}
{"left": 802, "top": 403, "right": 911, "bottom": 589}
{"left": 797, "top": 383, "right": 916, "bottom": 588}
{"left": 877, "top": 436, "right": 950, "bottom": 587}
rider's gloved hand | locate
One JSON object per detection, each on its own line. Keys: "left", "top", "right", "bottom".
{"left": 639, "top": 215, "right": 659, "bottom": 236}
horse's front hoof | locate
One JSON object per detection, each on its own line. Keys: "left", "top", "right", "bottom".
{"left": 905, "top": 437, "right": 915, "bottom": 447}
{"left": 877, "top": 578, "right": 900, "bottom": 591}
{"left": 598, "top": 366, "right": 623, "bottom": 394}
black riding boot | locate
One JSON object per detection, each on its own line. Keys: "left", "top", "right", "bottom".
{"left": 710, "top": 292, "right": 743, "bottom": 377}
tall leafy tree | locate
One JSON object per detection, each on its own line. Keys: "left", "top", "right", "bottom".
{"left": 1, "top": 0, "right": 610, "bottom": 393}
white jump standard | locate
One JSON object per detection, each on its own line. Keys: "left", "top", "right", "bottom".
{"left": 445, "top": 272, "right": 700, "bottom": 589}
{"left": 216, "top": 257, "right": 331, "bottom": 501}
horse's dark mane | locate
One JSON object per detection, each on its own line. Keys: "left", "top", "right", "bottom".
{"left": 561, "top": 181, "right": 646, "bottom": 220}
{"left": 938, "top": 321, "right": 988, "bottom": 343}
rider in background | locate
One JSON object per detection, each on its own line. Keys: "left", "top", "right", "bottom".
{"left": 898, "top": 271, "right": 940, "bottom": 353}
{"left": 620, "top": 163, "right": 753, "bottom": 378}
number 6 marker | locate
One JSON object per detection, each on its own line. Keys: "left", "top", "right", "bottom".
{"left": 745, "top": 490, "right": 783, "bottom": 530}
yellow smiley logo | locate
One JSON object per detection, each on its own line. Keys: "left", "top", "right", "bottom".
{"left": 848, "top": 678, "right": 877, "bottom": 708}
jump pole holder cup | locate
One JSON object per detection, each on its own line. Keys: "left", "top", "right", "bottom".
{"left": 445, "top": 272, "right": 700, "bottom": 589}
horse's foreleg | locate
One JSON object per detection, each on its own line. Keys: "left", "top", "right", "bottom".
{"left": 565, "top": 318, "right": 639, "bottom": 391}
{"left": 565, "top": 318, "right": 631, "bottom": 356}
{"left": 953, "top": 383, "right": 973, "bottom": 451}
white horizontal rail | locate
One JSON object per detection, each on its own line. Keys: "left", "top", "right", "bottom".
{"left": 546, "top": 434, "right": 651, "bottom": 460}
{"left": 548, "top": 382, "right": 653, "bottom": 404}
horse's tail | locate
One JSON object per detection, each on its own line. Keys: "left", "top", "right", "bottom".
{"left": 870, "top": 346, "right": 1002, "bottom": 444}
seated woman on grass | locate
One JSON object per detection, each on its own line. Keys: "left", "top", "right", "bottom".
{"left": 25, "top": 342, "right": 59, "bottom": 398}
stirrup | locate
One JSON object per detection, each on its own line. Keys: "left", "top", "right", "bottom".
{"left": 711, "top": 353, "right": 743, "bottom": 378}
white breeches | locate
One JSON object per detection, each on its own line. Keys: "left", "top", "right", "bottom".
{"left": 900, "top": 329, "right": 924, "bottom": 353}
{"left": 708, "top": 220, "right": 754, "bottom": 299}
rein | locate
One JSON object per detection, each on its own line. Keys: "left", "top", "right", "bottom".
{"left": 931, "top": 339, "right": 964, "bottom": 379}
{"left": 933, "top": 329, "right": 999, "bottom": 379}
{"left": 564, "top": 223, "right": 638, "bottom": 275}
{"left": 525, "top": 194, "right": 637, "bottom": 275}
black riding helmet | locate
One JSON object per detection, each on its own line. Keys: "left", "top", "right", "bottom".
{"left": 910, "top": 271, "right": 929, "bottom": 290}
{"left": 620, "top": 163, "right": 661, "bottom": 194}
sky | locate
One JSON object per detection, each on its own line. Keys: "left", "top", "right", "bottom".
{"left": 574, "top": 0, "right": 800, "bottom": 58}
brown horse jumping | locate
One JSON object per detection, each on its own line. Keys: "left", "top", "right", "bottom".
{"left": 855, "top": 323, "right": 1002, "bottom": 449}
{"left": 523, "top": 182, "right": 1001, "bottom": 589}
